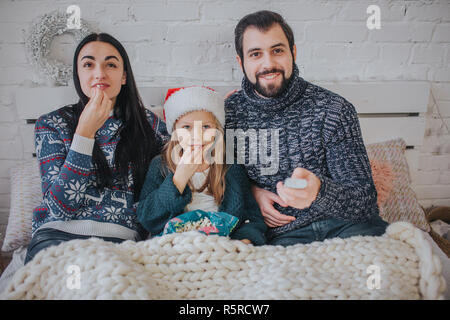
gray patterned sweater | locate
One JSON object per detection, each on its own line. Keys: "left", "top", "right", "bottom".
{"left": 225, "top": 64, "right": 379, "bottom": 239}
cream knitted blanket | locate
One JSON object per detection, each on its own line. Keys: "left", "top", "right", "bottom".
{"left": 1, "top": 222, "right": 446, "bottom": 300}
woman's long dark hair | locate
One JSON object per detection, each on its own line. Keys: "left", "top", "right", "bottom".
{"left": 64, "top": 33, "right": 158, "bottom": 201}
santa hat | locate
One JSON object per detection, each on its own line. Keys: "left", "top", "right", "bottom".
{"left": 163, "top": 86, "right": 225, "bottom": 133}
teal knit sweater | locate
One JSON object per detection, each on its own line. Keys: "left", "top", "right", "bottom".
{"left": 137, "top": 155, "right": 267, "bottom": 245}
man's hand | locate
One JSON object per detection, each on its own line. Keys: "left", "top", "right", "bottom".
{"left": 276, "top": 168, "right": 321, "bottom": 210}
{"left": 251, "top": 185, "right": 295, "bottom": 228}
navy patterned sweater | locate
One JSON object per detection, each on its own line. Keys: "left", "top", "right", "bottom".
{"left": 225, "top": 64, "right": 380, "bottom": 239}
{"left": 32, "top": 105, "right": 168, "bottom": 241}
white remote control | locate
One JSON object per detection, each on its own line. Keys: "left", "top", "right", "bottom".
{"left": 284, "top": 178, "right": 308, "bottom": 189}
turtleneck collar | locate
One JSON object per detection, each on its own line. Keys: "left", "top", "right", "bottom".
{"left": 241, "top": 64, "right": 307, "bottom": 113}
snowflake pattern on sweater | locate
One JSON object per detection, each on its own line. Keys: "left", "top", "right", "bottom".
{"left": 32, "top": 104, "right": 168, "bottom": 239}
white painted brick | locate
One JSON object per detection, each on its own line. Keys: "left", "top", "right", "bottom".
{"left": 369, "top": 22, "right": 434, "bottom": 42}
{"left": 347, "top": 43, "right": 380, "bottom": 62}
{"left": 78, "top": 4, "right": 130, "bottom": 23}
{"left": 170, "top": 42, "right": 213, "bottom": 66}
{"left": 0, "top": 23, "right": 27, "bottom": 43}
{"left": 338, "top": 2, "right": 405, "bottom": 22}
{"left": 0, "top": 124, "right": 18, "bottom": 141}
{"left": 0, "top": 106, "right": 16, "bottom": 122}
{"left": 0, "top": 87, "right": 14, "bottom": 106}
{"left": 312, "top": 44, "right": 348, "bottom": 62}
{"left": 132, "top": 2, "right": 200, "bottom": 22}
{"left": 305, "top": 23, "right": 367, "bottom": 42}
{"left": 432, "top": 67, "right": 450, "bottom": 81}
{"left": 271, "top": 2, "right": 339, "bottom": 21}
{"left": 0, "top": 43, "right": 28, "bottom": 66}
{"left": 201, "top": 1, "right": 271, "bottom": 21}
{"left": 303, "top": 61, "right": 363, "bottom": 81}
{"left": 0, "top": 1, "right": 55, "bottom": 22}
{"left": 135, "top": 43, "right": 173, "bottom": 64}
{"left": 446, "top": 45, "right": 450, "bottom": 64}
{"left": 132, "top": 62, "right": 168, "bottom": 81}
{"left": 167, "top": 24, "right": 234, "bottom": 43}
{"left": 411, "top": 170, "right": 441, "bottom": 185}
{"left": 413, "top": 185, "right": 450, "bottom": 200}
{"left": 0, "top": 66, "right": 34, "bottom": 85}
{"left": 440, "top": 171, "right": 450, "bottom": 184}
{"left": 411, "top": 44, "right": 445, "bottom": 64}
{"left": 0, "top": 138, "right": 23, "bottom": 160}
{"left": 288, "top": 22, "right": 307, "bottom": 44}
{"left": 100, "top": 23, "right": 168, "bottom": 43}
{"left": 380, "top": 43, "right": 413, "bottom": 65}
{"left": 364, "top": 61, "right": 429, "bottom": 80}
{"left": 418, "top": 154, "right": 450, "bottom": 171}
{"left": 405, "top": 3, "right": 450, "bottom": 22}
{"left": 432, "top": 24, "right": 450, "bottom": 42}
{"left": 167, "top": 60, "right": 233, "bottom": 82}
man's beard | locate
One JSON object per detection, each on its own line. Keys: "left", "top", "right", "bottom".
{"left": 244, "top": 67, "right": 293, "bottom": 98}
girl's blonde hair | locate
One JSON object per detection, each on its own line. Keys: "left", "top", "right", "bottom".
{"left": 162, "top": 113, "right": 228, "bottom": 205}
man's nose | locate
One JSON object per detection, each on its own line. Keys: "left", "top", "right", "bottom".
{"left": 260, "top": 52, "right": 276, "bottom": 70}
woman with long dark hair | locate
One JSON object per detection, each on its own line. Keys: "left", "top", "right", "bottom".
{"left": 24, "top": 33, "right": 168, "bottom": 263}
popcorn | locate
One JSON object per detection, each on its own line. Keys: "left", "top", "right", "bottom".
{"left": 160, "top": 210, "right": 239, "bottom": 236}
{"left": 177, "top": 217, "right": 213, "bottom": 233}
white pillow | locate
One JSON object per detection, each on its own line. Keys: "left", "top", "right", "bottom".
{"left": 1, "top": 160, "right": 41, "bottom": 252}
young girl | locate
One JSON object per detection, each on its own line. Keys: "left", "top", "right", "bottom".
{"left": 137, "top": 86, "right": 267, "bottom": 245}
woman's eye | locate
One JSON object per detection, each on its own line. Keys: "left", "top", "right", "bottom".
{"left": 83, "top": 62, "right": 92, "bottom": 68}
{"left": 107, "top": 63, "right": 117, "bottom": 68}
{"left": 274, "top": 48, "right": 283, "bottom": 54}
{"left": 182, "top": 125, "right": 190, "bottom": 129}
{"left": 202, "top": 125, "right": 210, "bottom": 129}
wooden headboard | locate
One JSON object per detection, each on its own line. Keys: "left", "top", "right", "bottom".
{"left": 15, "top": 82, "right": 429, "bottom": 168}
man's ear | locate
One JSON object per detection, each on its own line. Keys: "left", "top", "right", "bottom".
{"left": 121, "top": 71, "right": 127, "bottom": 85}
{"left": 236, "top": 54, "right": 244, "bottom": 73}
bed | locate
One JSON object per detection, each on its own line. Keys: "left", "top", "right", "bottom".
{"left": 0, "top": 82, "right": 448, "bottom": 299}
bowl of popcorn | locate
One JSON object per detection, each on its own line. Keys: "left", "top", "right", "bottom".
{"left": 160, "top": 210, "right": 239, "bottom": 236}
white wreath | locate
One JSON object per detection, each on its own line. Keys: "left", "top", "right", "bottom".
{"left": 26, "top": 10, "right": 93, "bottom": 86}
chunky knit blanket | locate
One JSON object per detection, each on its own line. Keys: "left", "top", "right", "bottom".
{"left": 1, "top": 222, "right": 446, "bottom": 300}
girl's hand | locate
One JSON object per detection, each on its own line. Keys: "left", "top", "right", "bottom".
{"left": 241, "top": 239, "right": 252, "bottom": 245}
{"left": 75, "top": 87, "right": 114, "bottom": 139}
{"left": 173, "top": 145, "right": 203, "bottom": 194}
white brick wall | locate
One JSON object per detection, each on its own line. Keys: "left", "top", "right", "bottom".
{"left": 0, "top": 0, "right": 450, "bottom": 231}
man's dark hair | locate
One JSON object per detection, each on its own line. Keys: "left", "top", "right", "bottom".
{"left": 234, "top": 10, "right": 295, "bottom": 61}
